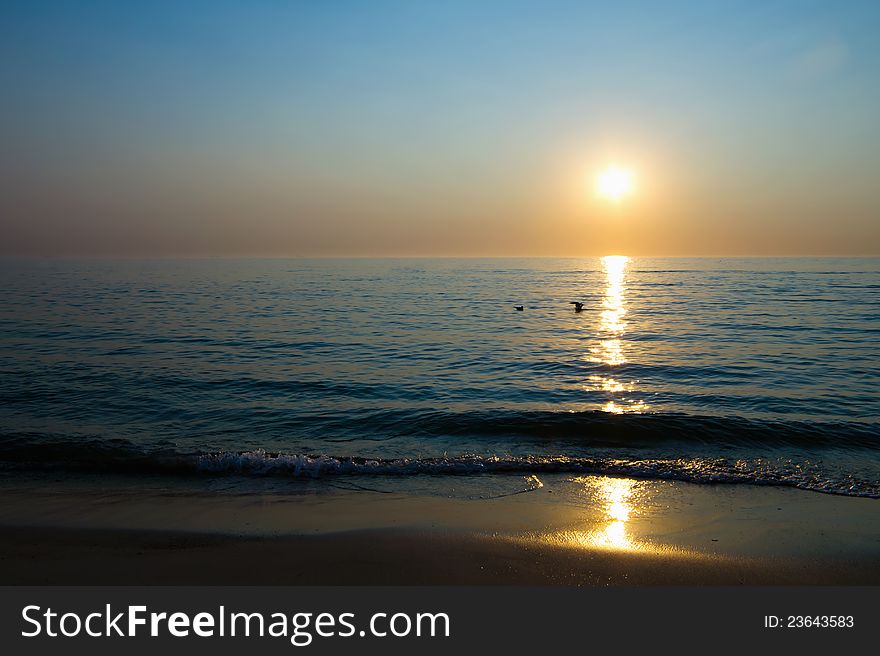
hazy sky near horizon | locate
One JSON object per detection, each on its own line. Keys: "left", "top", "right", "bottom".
{"left": 2, "top": 0, "right": 879, "bottom": 257}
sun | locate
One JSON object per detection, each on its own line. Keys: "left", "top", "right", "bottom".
{"left": 596, "top": 165, "right": 635, "bottom": 202}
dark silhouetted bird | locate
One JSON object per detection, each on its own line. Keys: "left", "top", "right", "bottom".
{"left": 514, "top": 305, "right": 524, "bottom": 311}
{"left": 570, "top": 301, "right": 584, "bottom": 312}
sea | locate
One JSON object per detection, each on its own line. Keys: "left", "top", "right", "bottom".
{"left": 1, "top": 257, "right": 878, "bottom": 498}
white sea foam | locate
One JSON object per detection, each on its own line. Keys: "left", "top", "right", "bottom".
{"left": 193, "top": 450, "right": 879, "bottom": 498}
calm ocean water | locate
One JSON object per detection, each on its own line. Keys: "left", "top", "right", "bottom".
{"left": 1, "top": 257, "right": 878, "bottom": 497}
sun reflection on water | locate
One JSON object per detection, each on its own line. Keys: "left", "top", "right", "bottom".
{"left": 599, "top": 255, "right": 628, "bottom": 335}
{"left": 588, "top": 255, "right": 648, "bottom": 414}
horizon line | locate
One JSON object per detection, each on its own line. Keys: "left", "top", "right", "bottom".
{"left": 2, "top": 253, "right": 879, "bottom": 260}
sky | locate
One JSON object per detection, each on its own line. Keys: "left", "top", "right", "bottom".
{"left": 1, "top": 0, "right": 879, "bottom": 257}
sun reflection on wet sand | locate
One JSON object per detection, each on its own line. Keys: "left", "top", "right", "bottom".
{"left": 580, "top": 476, "right": 640, "bottom": 550}
{"left": 534, "top": 476, "right": 657, "bottom": 553}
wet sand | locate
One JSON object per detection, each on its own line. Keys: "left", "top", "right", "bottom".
{"left": 2, "top": 524, "right": 879, "bottom": 585}
{"left": 0, "top": 475, "right": 877, "bottom": 585}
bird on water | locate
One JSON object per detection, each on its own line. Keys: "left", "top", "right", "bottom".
{"left": 514, "top": 305, "right": 524, "bottom": 311}
{"left": 570, "top": 301, "right": 584, "bottom": 312}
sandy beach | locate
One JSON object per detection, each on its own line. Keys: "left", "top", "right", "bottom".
{"left": 1, "top": 474, "right": 877, "bottom": 585}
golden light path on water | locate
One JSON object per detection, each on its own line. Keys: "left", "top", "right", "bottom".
{"left": 526, "top": 258, "right": 690, "bottom": 556}
{"left": 587, "top": 255, "right": 648, "bottom": 414}
{"left": 532, "top": 259, "right": 680, "bottom": 555}
{"left": 537, "top": 259, "right": 653, "bottom": 552}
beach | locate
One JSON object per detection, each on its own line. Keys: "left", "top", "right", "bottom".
{"left": 1, "top": 474, "right": 877, "bottom": 585}
{"left": 1, "top": 256, "right": 878, "bottom": 586}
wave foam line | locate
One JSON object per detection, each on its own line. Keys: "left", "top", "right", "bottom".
{"left": 195, "top": 450, "right": 879, "bottom": 499}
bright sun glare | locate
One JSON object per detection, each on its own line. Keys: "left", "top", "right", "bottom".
{"left": 596, "top": 165, "right": 635, "bottom": 202}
